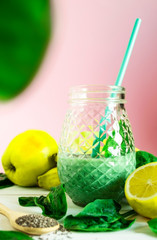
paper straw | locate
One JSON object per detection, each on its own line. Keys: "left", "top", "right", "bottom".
{"left": 91, "top": 18, "right": 142, "bottom": 158}
{"left": 115, "top": 18, "right": 141, "bottom": 86}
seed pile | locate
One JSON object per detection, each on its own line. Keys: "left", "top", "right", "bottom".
{"left": 34, "top": 225, "right": 72, "bottom": 240}
{"left": 16, "top": 214, "right": 58, "bottom": 228}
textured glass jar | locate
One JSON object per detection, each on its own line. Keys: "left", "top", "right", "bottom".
{"left": 58, "top": 85, "right": 136, "bottom": 206}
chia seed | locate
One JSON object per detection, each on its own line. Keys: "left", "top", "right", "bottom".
{"left": 33, "top": 224, "right": 72, "bottom": 240}
{"left": 16, "top": 214, "right": 58, "bottom": 228}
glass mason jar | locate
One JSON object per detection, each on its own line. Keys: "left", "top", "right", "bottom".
{"left": 58, "top": 85, "right": 136, "bottom": 206}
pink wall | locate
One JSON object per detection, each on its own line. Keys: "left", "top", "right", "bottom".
{"left": 0, "top": 0, "right": 157, "bottom": 171}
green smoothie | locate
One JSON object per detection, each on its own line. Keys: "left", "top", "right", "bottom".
{"left": 58, "top": 152, "right": 136, "bottom": 206}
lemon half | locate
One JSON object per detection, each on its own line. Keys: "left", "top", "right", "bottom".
{"left": 125, "top": 162, "right": 157, "bottom": 218}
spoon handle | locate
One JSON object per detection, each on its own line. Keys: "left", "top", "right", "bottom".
{"left": 0, "top": 203, "right": 13, "bottom": 218}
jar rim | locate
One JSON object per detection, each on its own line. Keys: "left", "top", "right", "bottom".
{"left": 69, "top": 85, "right": 126, "bottom": 104}
{"left": 69, "top": 85, "right": 125, "bottom": 93}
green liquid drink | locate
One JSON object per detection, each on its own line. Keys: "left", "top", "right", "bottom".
{"left": 58, "top": 152, "right": 136, "bottom": 206}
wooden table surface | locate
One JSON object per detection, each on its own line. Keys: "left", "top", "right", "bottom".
{"left": 0, "top": 186, "right": 156, "bottom": 240}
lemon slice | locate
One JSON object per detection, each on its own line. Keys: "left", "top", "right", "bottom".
{"left": 125, "top": 162, "right": 157, "bottom": 218}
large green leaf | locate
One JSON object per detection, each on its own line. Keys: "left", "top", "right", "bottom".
{"left": 0, "top": 173, "right": 14, "bottom": 189}
{"left": 18, "top": 185, "right": 67, "bottom": 220}
{"left": 64, "top": 199, "right": 136, "bottom": 232}
{"left": 136, "top": 151, "right": 157, "bottom": 168}
{"left": 34, "top": 185, "right": 67, "bottom": 220}
{"left": 0, "top": 0, "right": 51, "bottom": 100}
{"left": 0, "top": 231, "right": 33, "bottom": 240}
{"left": 148, "top": 218, "right": 157, "bottom": 233}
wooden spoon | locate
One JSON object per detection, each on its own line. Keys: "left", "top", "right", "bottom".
{"left": 0, "top": 203, "right": 60, "bottom": 235}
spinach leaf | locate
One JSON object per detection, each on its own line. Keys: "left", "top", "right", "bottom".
{"left": 0, "top": 173, "right": 14, "bottom": 189}
{"left": 35, "top": 185, "right": 67, "bottom": 220}
{"left": 103, "top": 120, "right": 134, "bottom": 158}
{"left": 0, "top": 0, "right": 51, "bottom": 100}
{"left": 119, "top": 120, "right": 128, "bottom": 155}
{"left": 77, "top": 199, "right": 121, "bottom": 222}
{"left": 18, "top": 185, "right": 67, "bottom": 220}
{"left": 136, "top": 151, "right": 157, "bottom": 168}
{"left": 18, "top": 197, "right": 36, "bottom": 207}
{"left": 148, "top": 218, "right": 157, "bottom": 233}
{"left": 0, "top": 231, "right": 33, "bottom": 240}
{"left": 64, "top": 199, "right": 136, "bottom": 232}
{"left": 64, "top": 215, "right": 110, "bottom": 232}
{"left": 103, "top": 135, "right": 118, "bottom": 158}
{"left": 64, "top": 215, "right": 135, "bottom": 232}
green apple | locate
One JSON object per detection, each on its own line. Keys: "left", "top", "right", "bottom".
{"left": 2, "top": 130, "right": 58, "bottom": 187}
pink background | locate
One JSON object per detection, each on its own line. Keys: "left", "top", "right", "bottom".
{"left": 0, "top": 0, "right": 157, "bottom": 171}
